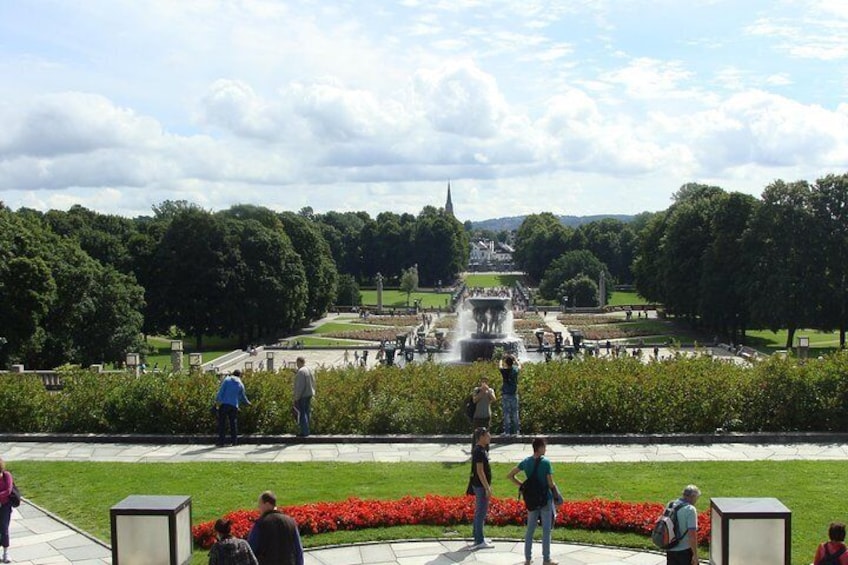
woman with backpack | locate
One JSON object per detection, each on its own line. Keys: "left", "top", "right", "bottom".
{"left": 0, "top": 458, "right": 14, "bottom": 564}
{"left": 507, "top": 438, "right": 563, "bottom": 565}
{"left": 814, "top": 522, "right": 848, "bottom": 565}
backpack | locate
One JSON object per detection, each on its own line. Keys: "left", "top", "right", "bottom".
{"left": 651, "top": 500, "right": 686, "bottom": 549}
{"left": 817, "top": 544, "right": 848, "bottom": 565}
{"left": 519, "top": 458, "right": 548, "bottom": 511}
{"left": 464, "top": 394, "right": 476, "bottom": 421}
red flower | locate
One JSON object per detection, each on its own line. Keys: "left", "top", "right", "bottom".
{"left": 193, "top": 496, "right": 711, "bottom": 549}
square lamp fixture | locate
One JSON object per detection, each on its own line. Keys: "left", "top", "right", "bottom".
{"left": 266, "top": 350, "right": 275, "bottom": 360}
{"left": 125, "top": 353, "right": 139, "bottom": 367}
{"left": 110, "top": 495, "right": 192, "bottom": 565}
{"left": 798, "top": 336, "right": 810, "bottom": 348}
{"left": 710, "top": 497, "right": 790, "bottom": 565}
{"left": 170, "top": 340, "right": 183, "bottom": 352}
{"left": 188, "top": 353, "right": 202, "bottom": 367}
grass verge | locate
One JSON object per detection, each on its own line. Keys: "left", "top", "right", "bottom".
{"left": 9, "top": 460, "right": 846, "bottom": 565}
{"left": 359, "top": 290, "right": 452, "bottom": 308}
{"left": 464, "top": 274, "right": 523, "bottom": 288}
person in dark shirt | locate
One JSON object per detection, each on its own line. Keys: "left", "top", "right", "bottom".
{"left": 469, "top": 427, "right": 494, "bottom": 550}
{"left": 499, "top": 354, "right": 521, "bottom": 435}
{"left": 208, "top": 518, "right": 257, "bottom": 565}
{"left": 247, "top": 491, "right": 304, "bottom": 565}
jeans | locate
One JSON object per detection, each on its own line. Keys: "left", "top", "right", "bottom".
{"left": 0, "top": 502, "right": 11, "bottom": 548}
{"left": 296, "top": 396, "right": 312, "bottom": 436}
{"left": 472, "top": 486, "right": 489, "bottom": 545}
{"left": 525, "top": 501, "right": 553, "bottom": 561}
{"left": 667, "top": 548, "right": 692, "bottom": 565}
{"left": 217, "top": 404, "right": 238, "bottom": 445}
{"left": 502, "top": 394, "right": 520, "bottom": 435}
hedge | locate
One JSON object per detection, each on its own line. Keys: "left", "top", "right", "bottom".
{"left": 2, "top": 351, "right": 848, "bottom": 434}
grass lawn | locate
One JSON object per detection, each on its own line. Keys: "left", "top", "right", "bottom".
{"left": 310, "top": 321, "right": 392, "bottom": 335}
{"left": 11, "top": 460, "right": 846, "bottom": 565}
{"left": 464, "top": 273, "right": 523, "bottom": 288}
{"left": 360, "top": 289, "right": 452, "bottom": 308}
{"left": 142, "top": 336, "right": 232, "bottom": 369}
{"left": 746, "top": 329, "right": 843, "bottom": 355}
{"left": 608, "top": 290, "right": 651, "bottom": 306}
{"left": 295, "top": 336, "right": 368, "bottom": 347}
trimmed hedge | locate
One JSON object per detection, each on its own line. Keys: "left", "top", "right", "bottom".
{"left": 2, "top": 351, "right": 848, "bottom": 434}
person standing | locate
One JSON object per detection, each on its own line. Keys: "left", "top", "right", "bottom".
{"left": 293, "top": 357, "right": 315, "bottom": 437}
{"left": 247, "top": 491, "right": 304, "bottom": 565}
{"left": 469, "top": 427, "right": 494, "bottom": 550}
{"left": 472, "top": 377, "right": 496, "bottom": 431}
{"left": 215, "top": 370, "right": 251, "bottom": 447}
{"left": 0, "top": 458, "right": 13, "bottom": 564}
{"left": 208, "top": 518, "right": 258, "bottom": 565}
{"left": 499, "top": 354, "right": 521, "bottom": 435}
{"left": 507, "top": 438, "right": 562, "bottom": 565}
{"left": 813, "top": 522, "right": 848, "bottom": 565}
{"left": 665, "top": 485, "right": 701, "bottom": 565}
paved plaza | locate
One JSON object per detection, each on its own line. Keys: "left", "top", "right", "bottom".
{"left": 4, "top": 439, "right": 848, "bottom": 564}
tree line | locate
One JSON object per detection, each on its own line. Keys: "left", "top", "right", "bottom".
{"left": 632, "top": 176, "right": 848, "bottom": 349}
{"left": 0, "top": 201, "right": 467, "bottom": 368}
{"left": 511, "top": 174, "right": 848, "bottom": 350}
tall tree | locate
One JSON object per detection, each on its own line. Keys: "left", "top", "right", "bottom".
{"left": 811, "top": 173, "right": 848, "bottom": 348}
{"left": 279, "top": 211, "right": 339, "bottom": 321}
{"left": 399, "top": 264, "right": 419, "bottom": 306}
{"left": 411, "top": 206, "right": 468, "bottom": 286}
{"left": 513, "top": 213, "right": 575, "bottom": 282}
{"left": 743, "top": 180, "right": 824, "bottom": 348}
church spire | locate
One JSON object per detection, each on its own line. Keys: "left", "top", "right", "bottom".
{"left": 445, "top": 181, "right": 454, "bottom": 217}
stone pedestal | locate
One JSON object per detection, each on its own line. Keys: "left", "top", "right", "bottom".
{"left": 170, "top": 341, "right": 183, "bottom": 373}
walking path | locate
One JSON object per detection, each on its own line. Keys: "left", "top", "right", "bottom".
{"left": 5, "top": 440, "right": 848, "bottom": 463}
{"left": 4, "top": 439, "right": 847, "bottom": 563}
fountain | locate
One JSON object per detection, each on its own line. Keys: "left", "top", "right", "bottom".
{"left": 456, "top": 296, "right": 523, "bottom": 362}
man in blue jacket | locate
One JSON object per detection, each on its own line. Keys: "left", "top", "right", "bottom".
{"left": 216, "top": 369, "right": 251, "bottom": 446}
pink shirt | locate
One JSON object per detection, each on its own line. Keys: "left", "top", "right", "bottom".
{"left": 0, "top": 471, "right": 13, "bottom": 506}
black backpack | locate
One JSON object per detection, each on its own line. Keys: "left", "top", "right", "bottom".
{"left": 817, "top": 545, "right": 847, "bottom": 565}
{"left": 519, "top": 458, "right": 548, "bottom": 511}
{"left": 464, "top": 395, "right": 476, "bottom": 421}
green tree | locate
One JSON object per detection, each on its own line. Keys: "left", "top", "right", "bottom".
{"left": 743, "top": 180, "right": 825, "bottom": 348}
{"left": 513, "top": 213, "right": 575, "bottom": 282}
{"left": 221, "top": 218, "right": 308, "bottom": 342}
{"left": 335, "top": 274, "right": 362, "bottom": 307}
{"left": 279, "top": 212, "right": 339, "bottom": 321}
{"left": 147, "top": 208, "right": 229, "bottom": 347}
{"left": 411, "top": 206, "right": 468, "bottom": 286}
{"left": 399, "top": 264, "right": 419, "bottom": 306}
{"left": 811, "top": 173, "right": 848, "bottom": 348}
{"left": 539, "top": 250, "right": 610, "bottom": 301}
{"left": 559, "top": 274, "right": 599, "bottom": 308}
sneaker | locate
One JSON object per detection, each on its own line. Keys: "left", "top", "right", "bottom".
{"left": 479, "top": 541, "right": 495, "bottom": 549}
{"left": 542, "top": 561, "right": 558, "bottom": 565}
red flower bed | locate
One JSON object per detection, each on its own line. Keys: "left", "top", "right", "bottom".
{"left": 193, "top": 496, "right": 711, "bottom": 549}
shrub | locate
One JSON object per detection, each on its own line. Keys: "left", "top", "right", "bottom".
{"left": 4, "top": 351, "right": 848, "bottom": 434}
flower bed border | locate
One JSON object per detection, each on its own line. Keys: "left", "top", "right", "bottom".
{"left": 192, "top": 495, "right": 710, "bottom": 549}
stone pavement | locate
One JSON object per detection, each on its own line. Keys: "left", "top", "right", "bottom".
{"left": 304, "top": 540, "right": 667, "bottom": 565}
{"left": 7, "top": 438, "right": 844, "bottom": 564}
{"left": 4, "top": 440, "right": 848, "bottom": 464}
{"left": 6, "top": 500, "right": 110, "bottom": 565}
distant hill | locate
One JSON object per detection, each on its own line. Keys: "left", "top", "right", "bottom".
{"left": 471, "top": 214, "right": 635, "bottom": 232}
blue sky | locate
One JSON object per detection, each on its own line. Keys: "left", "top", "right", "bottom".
{"left": 1, "top": 0, "right": 847, "bottom": 220}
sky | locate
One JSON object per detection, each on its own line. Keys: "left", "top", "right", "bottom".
{"left": 1, "top": 0, "right": 848, "bottom": 221}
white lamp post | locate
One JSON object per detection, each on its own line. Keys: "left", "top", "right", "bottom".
{"left": 110, "top": 495, "right": 192, "bottom": 565}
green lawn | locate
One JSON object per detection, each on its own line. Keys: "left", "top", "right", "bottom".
{"left": 310, "top": 321, "right": 391, "bottom": 335}
{"left": 360, "top": 289, "right": 452, "bottom": 308}
{"left": 11, "top": 460, "right": 846, "bottom": 564}
{"left": 295, "top": 336, "right": 368, "bottom": 347}
{"left": 464, "top": 273, "right": 523, "bottom": 288}
{"left": 608, "top": 290, "right": 651, "bottom": 306}
{"left": 746, "top": 329, "right": 843, "bottom": 355}
{"left": 140, "top": 336, "right": 231, "bottom": 369}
